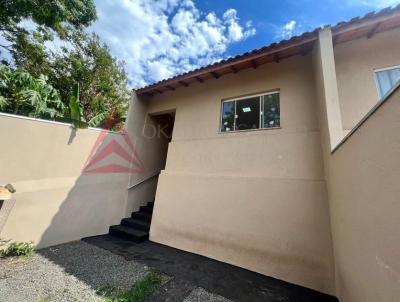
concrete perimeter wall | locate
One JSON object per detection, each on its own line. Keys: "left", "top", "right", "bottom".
{"left": 0, "top": 113, "right": 133, "bottom": 248}
{"left": 146, "top": 55, "right": 335, "bottom": 294}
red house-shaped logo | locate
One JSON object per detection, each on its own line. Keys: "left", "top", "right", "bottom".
{"left": 82, "top": 116, "right": 145, "bottom": 174}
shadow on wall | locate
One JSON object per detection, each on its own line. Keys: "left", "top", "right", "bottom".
{"left": 37, "top": 127, "right": 154, "bottom": 248}
{"left": 37, "top": 112, "right": 174, "bottom": 248}
{"left": 0, "top": 110, "right": 172, "bottom": 249}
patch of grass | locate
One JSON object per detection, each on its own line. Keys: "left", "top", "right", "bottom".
{"left": 0, "top": 239, "right": 34, "bottom": 258}
{"left": 97, "top": 271, "right": 163, "bottom": 302}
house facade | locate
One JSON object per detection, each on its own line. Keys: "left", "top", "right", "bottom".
{"left": 125, "top": 7, "right": 400, "bottom": 302}
{"left": 1, "top": 7, "right": 400, "bottom": 302}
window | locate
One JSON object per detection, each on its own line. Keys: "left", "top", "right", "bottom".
{"left": 374, "top": 66, "right": 400, "bottom": 99}
{"left": 220, "top": 91, "right": 280, "bottom": 132}
{"left": 221, "top": 101, "right": 235, "bottom": 132}
{"left": 236, "top": 96, "right": 260, "bottom": 130}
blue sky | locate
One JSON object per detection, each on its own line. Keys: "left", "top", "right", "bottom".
{"left": 89, "top": 0, "right": 394, "bottom": 88}
{"left": 195, "top": 0, "right": 399, "bottom": 57}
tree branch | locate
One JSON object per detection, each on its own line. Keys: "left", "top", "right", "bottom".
{"left": 0, "top": 44, "right": 12, "bottom": 50}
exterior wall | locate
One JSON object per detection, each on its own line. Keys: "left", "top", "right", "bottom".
{"left": 315, "top": 26, "right": 400, "bottom": 302}
{"left": 334, "top": 28, "right": 400, "bottom": 131}
{"left": 124, "top": 93, "right": 171, "bottom": 213}
{"left": 0, "top": 113, "right": 131, "bottom": 248}
{"left": 325, "top": 86, "right": 400, "bottom": 302}
{"left": 146, "top": 55, "right": 335, "bottom": 294}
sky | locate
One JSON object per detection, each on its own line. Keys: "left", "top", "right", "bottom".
{"left": 2, "top": 0, "right": 399, "bottom": 89}
{"left": 87, "top": 0, "right": 399, "bottom": 88}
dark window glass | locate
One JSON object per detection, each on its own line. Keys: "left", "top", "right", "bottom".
{"left": 263, "top": 93, "right": 280, "bottom": 128}
{"left": 236, "top": 96, "right": 260, "bottom": 130}
{"left": 221, "top": 101, "right": 235, "bottom": 132}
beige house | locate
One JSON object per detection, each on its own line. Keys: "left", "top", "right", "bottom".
{"left": 1, "top": 7, "right": 400, "bottom": 302}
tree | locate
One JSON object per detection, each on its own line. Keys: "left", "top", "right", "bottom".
{"left": 0, "top": 0, "right": 96, "bottom": 63}
{"left": 47, "top": 31, "right": 130, "bottom": 129}
{"left": 0, "top": 1, "right": 130, "bottom": 130}
{"left": 0, "top": 0, "right": 96, "bottom": 38}
{"left": 4, "top": 30, "right": 130, "bottom": 129}
{"left": 0, "top": 64, "right": 65, "bottom": 118}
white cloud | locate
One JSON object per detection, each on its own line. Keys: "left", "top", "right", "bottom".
{"left": 349, "top": 0, "right": 399, "bottom": 8}
{"left": 279, "top": 20, "right": 297, "bottom": 39}
{"left": 89, "top": 0, "right": 256, "bottom": 88}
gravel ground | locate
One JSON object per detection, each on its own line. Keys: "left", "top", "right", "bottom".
{"left": 183, "top": 288, "right": 234, "bottom": 302}
{"left": 0, "top": 240, "right": 234, "bottom": 302}
{"left": 0, "top": 241, "right": 149, "bottom": 302}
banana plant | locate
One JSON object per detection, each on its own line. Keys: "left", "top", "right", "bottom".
{"left": 69, "top": 83, "right": 87, "bottom": 128}
{"left": 68, "top": 83, "right": 111, "bottom": 129}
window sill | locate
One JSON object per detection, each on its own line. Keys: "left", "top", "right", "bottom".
{"left": 219, "top": 126, "right": 281, "bottom": 134}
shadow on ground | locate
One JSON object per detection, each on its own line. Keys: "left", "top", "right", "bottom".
{"left": 82, "top": 235, "right": 339, "bottom": 302}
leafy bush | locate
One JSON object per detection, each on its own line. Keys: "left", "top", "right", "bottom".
{"left": 0, "top": 239, "right": 34, "bottom": 258}
{"left": 97, "top": 271, "right": 163, "bottom": 302}
{"left": 0, "top": 64, "right": 65, "bottom": 119}
{"left": 4, "top": 183, "right": 16, "bottom": 193}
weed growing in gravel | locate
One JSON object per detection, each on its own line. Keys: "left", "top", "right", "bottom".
{"left": 97, "top": 271, "right": 163, "bottom": 302}
{"left": 0, "top": 239, "right": 34, "bottom": 258}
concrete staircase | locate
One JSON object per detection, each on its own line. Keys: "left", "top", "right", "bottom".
{"left": 109, "top": 201, "right": 154, "bottom": 243}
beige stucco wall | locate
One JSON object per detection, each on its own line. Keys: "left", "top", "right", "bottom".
{"left": 326, "top": 87, "right": 400, "bottom": 302}
{"left": 124, "top": 92, "right": 171, "bottom": 212}
{"left": 141, "top": 55, "right": 335, "bottom": 294}
{"left": 0, "top": 114, "right": 134, "bottom": 248}
{"left": 335, "top": 28, "right": 400, "bottom": 131}
{"left": 315, "top": 26, "right": 400, "bottom": 301}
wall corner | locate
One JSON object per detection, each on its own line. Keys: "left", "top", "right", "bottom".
{"left": 314, "top": 27, "right": 344, "bottom": 151}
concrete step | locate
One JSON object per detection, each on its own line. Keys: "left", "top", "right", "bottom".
{"left": 132, "top": 211, "right": 152, "bottom": 222}
{"left": 140, "top": 205, "right": 153, "bottom": 214}
{"left": 121, "top": 218, "right": 151, "bottom": 231}
{"left": 109, "top": 225, "right": 149, "bottom": 243}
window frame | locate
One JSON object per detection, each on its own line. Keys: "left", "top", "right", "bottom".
{"left": 373, "top": 64, "right": 400, "bottom": 99}
{"left": 219, "top": 90, "right": 281, "bottom": 133}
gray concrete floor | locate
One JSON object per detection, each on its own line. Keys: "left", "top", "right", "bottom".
{"left": 83, "top": 235, "right": 339, "bottom": 302}
{"left": 0, "top": 236, "right": 339, "bottom": 301}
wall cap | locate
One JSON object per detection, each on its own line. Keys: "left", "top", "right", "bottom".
{"left": 0, "top": 112, "right": 121, "bottom": 134}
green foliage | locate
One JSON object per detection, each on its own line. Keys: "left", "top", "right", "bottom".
{"left": 97, "top": 272, "right": 163, "bottom": 302}
{"left": 0, "top": 0, "right": 96, "bottom": 38}
{"left": 68, "top": 83, "right": 87, "bottom": 128}
{"left": 0, "top": 1, "right": 129, "bottom": 129}
{"left": 0, "top": 239, "right": 34, "bottom": 258}
{"left": 0, "top": 95, "right": 8, "bottom": 110}
{"left": 4, "top": 184, "right": 16, "bottom": 193}
{"left": 0, "top": 64, "right": 65, "bottom": 119}
{"left": 48, "top": 31, "right": 130, "bottom": 129}
{"left": 130, "top": 272, "right": 163, "bottom": 302}
{"left": 68, "top": 83, "right": 120, "bottom": 129}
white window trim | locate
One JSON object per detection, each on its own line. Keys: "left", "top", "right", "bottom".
{"left": 373, "top": 64, "right": 400, "bottom": 100}
{"left": 373, "top": 65, "right": 400, "bottom": 73}
{"left": 219, "top": 90, "right": 280, "bottom": 133}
